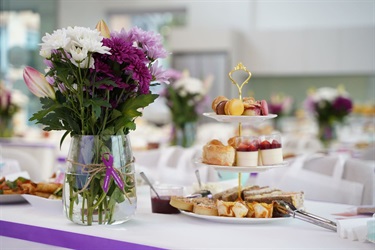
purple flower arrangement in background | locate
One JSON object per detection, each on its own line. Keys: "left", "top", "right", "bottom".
{"left": 304, "top": 86, "right": 353, "bottom": 147}
{"left": 304, "top": 86, "right": 353, "bottom": 124}
{"left": 0, "top": 82, "right": 20, "bottom": 137}
{"left": 268, "top": 93, "right": 293, "bottom": 117}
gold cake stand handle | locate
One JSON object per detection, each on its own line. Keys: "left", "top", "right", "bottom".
{"left": 228, "top": 62, "right": 252, "bottom": 100}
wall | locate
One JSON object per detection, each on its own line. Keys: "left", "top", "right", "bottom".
{"left": 58, "top": 1, "right": 375, "bottom": 70}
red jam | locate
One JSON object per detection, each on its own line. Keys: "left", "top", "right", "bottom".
{"left": 151, "top": 196, "right": 180, "bottom": 214}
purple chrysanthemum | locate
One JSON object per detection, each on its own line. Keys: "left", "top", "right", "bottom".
{"left": 128, "top": 27, "right": 168, "bottom": 60}
{"left": 333, "top": 96, "right": 353, "bottom": 113}
{"left": 126, "top": 60, "right": 152, "bottom": 94}
{"left": 102, "top": 35, "right": 147, "bottom": 64}
{"left": 268, "top": 103, "right": 283, "bottom": 115}
{"left": 150, "top": 61, "right": 170, "bottom": 84}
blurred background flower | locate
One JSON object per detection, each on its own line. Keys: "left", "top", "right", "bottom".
{"left": 304, "top": 85, "right": 353, "bottom": 147}
{"left": 164, "top": 70, "right": 213, "bottom": 147}
{"left": 268, "top": 93, "right": 294, "bottom": 131}
{"left": 0, "top": 81, "right": 28, "bottom": 137}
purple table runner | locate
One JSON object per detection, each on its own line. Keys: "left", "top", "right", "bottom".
{"left": 0, "top": 220, "right": 164, "bottom": 250}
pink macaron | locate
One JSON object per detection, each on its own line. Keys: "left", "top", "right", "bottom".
{"left": 260, "top": 100, "right": 269, "bottom": 116}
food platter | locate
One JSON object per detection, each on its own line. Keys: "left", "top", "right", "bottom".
{"left": 195, "top": 159, "right": 288, "bottom": 173}
{"left": 180, "top": 210, "right": 290, "bottom": 224}
{"left": 0, "top": 194, "right": 27, "bottom": 204}
{"left": 22, "top": 194, "right": 63, "bottom": 212}
{"left": 203, "top": 112, "right": 277, "bottom": 123}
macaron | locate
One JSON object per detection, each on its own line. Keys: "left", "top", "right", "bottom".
{"left": 243, "top": 107, "right": 261, "bottom": 116}
{"left": 212, "top": 96, "right": 228, "bottom": 113}
{"left": 260, "top": 100, "right": 269, "bottom": 115}
{"left": 224, "top": 99, "right": 244, "bottom": 116}
{"left": 216, "top": 100, "right": 228, "bottom": 115}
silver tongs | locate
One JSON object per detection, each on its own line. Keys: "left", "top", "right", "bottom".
{"left": 275, "top": 200, "right": 337, "bottom": 232}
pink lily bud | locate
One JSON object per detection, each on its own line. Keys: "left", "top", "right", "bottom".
{"left": 23, "top": 66, "right": 56, "bottom": 99}
{"left": 95, "top": 20, "right": 110, "bottom": 38}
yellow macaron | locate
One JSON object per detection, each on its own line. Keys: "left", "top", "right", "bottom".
{"left": 224, "top": 98, "right": 244, "bottom": 116}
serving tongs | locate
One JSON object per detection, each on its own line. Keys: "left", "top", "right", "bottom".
{"left": 275, "top": 200, "right": 337, "bottom": 232}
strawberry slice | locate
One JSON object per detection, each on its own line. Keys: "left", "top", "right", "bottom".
{"left": 260, "top": 140, "right": 271, "bottom": 150}
{"left": 271, "top": 139, "right": 281, "bottom": 149}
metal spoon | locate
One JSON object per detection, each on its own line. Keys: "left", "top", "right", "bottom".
{"left": 274, "top": 200, "right": 337, "bottom": 232}
{"left": 140, "top": 172, "right": 161, "bottom": 199}
{"left": 194, "top": 169, "right": 212, "bottom": 198}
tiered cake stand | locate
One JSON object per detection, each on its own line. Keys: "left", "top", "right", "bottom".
{"left": 199, "top": 62, "right": 288, "bottom": 199}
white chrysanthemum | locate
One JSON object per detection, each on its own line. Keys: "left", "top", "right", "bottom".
{"left": 70, "top": 46, "right": 88, "bottom": 62}
{"left": 174, "top": 77, "right": 205, "bottom": 97}
{"left": 71, "top": 55, "right": 95, "bottom": 69}
{"left": 66, "top": 26, "right": 110, "bottom": 54}
{"left": 40, "top": 28, "right": 70, "bottom": 51}
{"left": 39, "top": 47, "right": 51, "bottom": 58}
{"left": 312, "top": 87, "right": 339, "bottom": 103}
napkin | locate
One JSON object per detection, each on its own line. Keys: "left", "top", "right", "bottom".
{"left": 337, "top": 217, "right": 374, "bottom": 242}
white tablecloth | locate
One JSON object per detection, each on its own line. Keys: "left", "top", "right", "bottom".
{"left": 0, "top": 185, "right": 374, "bottom": 249}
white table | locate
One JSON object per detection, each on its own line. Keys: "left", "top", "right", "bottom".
{"left": 0, "top": 186, "right": 373, "bottom": 249}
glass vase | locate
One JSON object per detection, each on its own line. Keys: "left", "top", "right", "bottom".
{"left": 0, "top": 117, "right": 14, "bottom": 138}
{"left": 171, "top": 122, "right": 197, "bottom": 148}
{"left": 63, "top": 135, "right": 136, "bottom": 225}
{"left": 318, "top": 121, "right": 337, "bottom": 149}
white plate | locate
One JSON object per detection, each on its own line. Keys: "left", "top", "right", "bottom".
{"left": 180, "top": 210, "right": 290, "bottom": 224}
{"left": 0, "top": 194, "right": 27, "bottom": 204}
{"left": 203, "top": 112, "right": 277, "bottom": 123}
{"left": 195, "top": 160, "right": 288, "bottom": 173}
{"left": 22, "top": 194, "right": 63, "bottom": 212}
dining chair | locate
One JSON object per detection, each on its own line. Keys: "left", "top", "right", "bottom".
{"left": 3, "top": 149, "right": 44, "bottom": 182}
{"left": 254, "top": 153, "right": 374, "bottom": 205}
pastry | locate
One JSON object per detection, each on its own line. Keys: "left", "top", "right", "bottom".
{"left": 216, "top": 100, "right": 228, "bottom": 115}
{"left": 202, "top": 139, "right": 235, "bottom": 166}
{"left": 193, "top": 198, "right": 218, "bottom": 216}
{"left": 259, "top": 137, "right": 283, "bottom": 165}
{"left": 260, "top": 100, "right": 269, "bottom": 115}
{"left": 224, "top": 99, "right": 244, "bottom": 115}
{"left": 246, "top": 201, "right": 274, "bottom": 218}
{"left": 169, "top": 196, "right": 195, "bottom": 211}
{"left": 170, "top": 196, "right": 218, "bottom": 216}
{"left": 234, "top": 136, "right": 260, "bottom": 167}
{"left": 242, "top": 98, "right": 269, "bottom": 116}
{"left": 211, "top": 96, "right": 228, "bottom": 114}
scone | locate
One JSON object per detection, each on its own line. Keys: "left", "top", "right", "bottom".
{"left": 202, "top": 139, "right": 235, "bottom": 166}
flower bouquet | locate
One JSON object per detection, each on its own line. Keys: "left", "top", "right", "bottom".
{"left": 0, "top": 82, "right": 20, "bottom": 137}
{"left": 23, "top": 20, "right": 169, "bottom": 225}
{"left": 268, "top": 93, "right": 293, "bottom": 131}
{"left": 164, "top": 70, "right": 211, "bottom": 147}
{"left": 304, "top": 86, "right": 353, "bottom": 148}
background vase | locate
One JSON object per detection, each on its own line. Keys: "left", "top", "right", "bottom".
{"left": 171, "top": 122, "right": 197, "bottom": 148}
{"left": 318, "top": 121, "right": 337, "bottom": 149}
{"left": 0, "top": 118, "right": 14, "bottom": 138}
{"left": 63, "top": 135, "right": 136, "bottom": 225}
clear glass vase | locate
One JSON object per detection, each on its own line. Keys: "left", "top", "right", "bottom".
{"left": 0, "top": 117, "right": 14, "bottom": 138}
{"left": 63, "top": 135, "right": 136, "bottom": 225}
{"left": 318, "top": 121, "right": 337, "bottom": 149}
{"left": 171, "top": 122, "right": 197, "bottom": 148}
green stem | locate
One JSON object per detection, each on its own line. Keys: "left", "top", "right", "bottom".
{"left": 100, "top": 90, "right": 110, "bottom": 135}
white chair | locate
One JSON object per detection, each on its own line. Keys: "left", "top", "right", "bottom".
{"left": 3, "top": 149, "right": 44, "bottom": 182}
{"left": 155, "top": 146, "right": 203, "bottom": 186}
{"left": 1, "top": 140, "right": 57, "bottom": 182}
{"left": 254, "top": 153, "right": 374, "bottom": 205}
